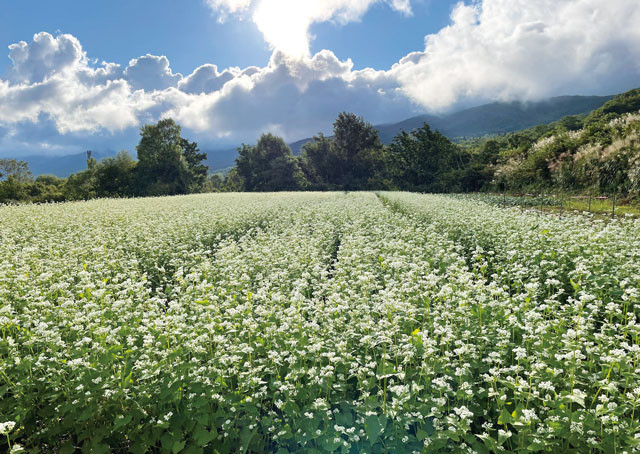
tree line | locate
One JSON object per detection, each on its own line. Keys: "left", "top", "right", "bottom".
{"left": 215, "top": 87, "right": 640, "bottom": 197}
{"left": 0, "top": 119, "right": 212, "bottom": 203}
{"left": 2, "top": 87, "right": 639, "bottom": 204}
{"left": 228, "top": 112, "right": 478, "bottom": 193}
{"left": 0, "top": 112, "right": 482, "bottom": 203}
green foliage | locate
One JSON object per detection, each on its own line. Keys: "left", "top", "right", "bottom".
{"left": 585, "top": 88, "right": 640, "bottom": 125}
{"left": 30, "top": 175, "right": 66, "bottom": 202}
{"left": 221, "top": 167, "right": 245, "bottom": 192}
{"left": 0, "top": 119, "right": 215, "bottom": 204}
{"left": 181, "top": 139, "right": 209, "bottom": 193}
{"left": 0, "top": 175, "right": 30, "bottom": 202}
{"left": 0, "top": 159, "right": 32, "bottom": 183}
{"left": 466, "top": 87, "right": 640, "bottom": 195}
{"left": 136, "top": 119, "right": 192, "bottom": 196}
{"left": 94, "top": 150, "right": 137, "bottom": 197}
{"left": 236, "top": 133, "right": 306, "bottom": 191}
{"left": 232, "top": 93, "right": 640, "bottom": 194}
{"left": 3, "top": 88, "right": 640, "bottom": 203}
{"left": 298, "top": 113, "right": 388, "bottom": 190}
{"left": 1, "top": 192, "right": 639, "bottom": 453}
{"left": 63, "top": 168, "right": 98, "bottom": 200}
{"left": 331, "top": 112, "right": 384, "bottom": 189}
{"left": 299, "top": 133, "right": 335, "bottom": 189}
{"left": 386, "top": 123, "right": 468, "bottom": 192}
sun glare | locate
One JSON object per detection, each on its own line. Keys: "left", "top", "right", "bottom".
{"left": 253, "top": 0, "right": 314, "bottom": 58}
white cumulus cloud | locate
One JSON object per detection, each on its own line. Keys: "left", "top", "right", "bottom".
{"left": 1, "top": 0, "right": 640, "bottom": 158}
{"left": 166, "top": 50, "right": 414, "bottom": 141}
{"left": 8, "top": 32, "right": 87, "bottom": 84}
{"left": 178, "top": 64, "right": 242, "bottom": 94}
{"left": 124, "top": 55, "right": 183, "bottom": 92}
{"left": 392, "top": 0, "right": 640, "bottom": 109}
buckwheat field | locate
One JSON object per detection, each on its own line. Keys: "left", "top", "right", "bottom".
{"left": 1, "top": 192, "right": 639, "bottom": 454}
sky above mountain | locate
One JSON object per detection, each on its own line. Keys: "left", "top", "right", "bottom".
{"left": 1, "top": 0, "right": 639, "bottom": 157}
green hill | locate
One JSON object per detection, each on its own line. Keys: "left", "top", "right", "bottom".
{"left": 375, "top": 95, "right": 613, "bottom": 143}
{"left": 481, "top": 88, "right": 640, "bottom": 194}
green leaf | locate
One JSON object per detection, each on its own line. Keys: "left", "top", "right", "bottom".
{"left": 365, "top": 414, "right": 383, "bottom": 443}
{"left": 130, "top": 439, "right": 149, "bottom": 454}
{"left": 321, "top": 435, "right": 342, "bottom": 452}
{"left": 498, "top": 408, "right": 513, "bottom": 425}
{"left": 240, "top": 425, "right": 258, "bottom": 454}
{"left": 59, "top": 442, "right": 75, "bottom": 454}
{"left": 193, "top": 427, "right": 216, "bottom": 447}
{"left": 376, "top": 361, "right": 396, "bottom": 377}
{"left": 92, "top": 443, "right": 110, "bottom": 454}
{"left": 195, "top": 414, "right": 209, "bottom": 426}
{"left": 364, "top": 395, "right": 380, "bottom": 410}
{"left": 114, "top": 413, "right": 133, "bottom": 431}
{"left": 172, "top": 440, "right": 187, "bottom": 454}
{"left": 182, "top": 446, "right": 204, "bottom": 454}
{"left": 161, "top": 433, "right": 174, "bottom": 451}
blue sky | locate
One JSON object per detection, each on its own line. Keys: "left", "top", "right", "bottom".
{"left": 0, "top": 0, "right": 272, "bottom": 76}
{"left": 0, "top": 0, "right": 456, "bottom": 77}
{"left": 0, "top": 0, "right": 639, "bottom": 158}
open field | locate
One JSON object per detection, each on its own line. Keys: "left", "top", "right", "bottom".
{"left": 1, "top": 192, "right": 639, "bottom": 453}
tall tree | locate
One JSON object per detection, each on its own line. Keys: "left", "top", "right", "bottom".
{"left": 0, "top": 159, "right": 32, "bottom": 183}
{"left": 135, "top": 119, "right": 190, "bottom": 196}
{"left": 181, "top": 139, "right": 209, "bottom": 192}
{"left": 300, "top": 133, "right": 335, "bottom": 189}
{"left": 387, "top": 123, "right": 465, "bottom": 192}
{"left": 236, "top": 133, "right": 306, "bottom": 191}
{"left": 332, "top": 112, "right": 384, "bottom": 188}
{"left": 94, "top": 150, "right": 137, "bottom": 197}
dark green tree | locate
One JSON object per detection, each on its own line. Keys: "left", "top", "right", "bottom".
{"left": 236, "top": 133, "right": 306, "bottom": 192}
{"left": 204, "top": 173, "right": 225, "bottom": 192}
{"left": 94, "top": 150, "right": 137, "bottom": 197}
{"left": 387, "top": 123, "right": 465, "bottom": 192}
{"left": 181, "top": 139, "right": 209, "bottom": 192}
{"left": 135, "top": 119, "right": 191, "bottom": 196}
{"left": 299, "top": 134, "right": 335, "bottom": 189}
{"left": 29, "top": 175, "right": 66, "bottom": 202}
{"left": 332, "top": 112, "right": 384, "bottom": 188}
{"left": 222, "top": 168, "right": 245, "bottom": 192}
{"left": 63, "top": 169, "right": 97, "bottom": 200}
{"left": 0, "top": 176, "right": 29, "bottom": 202}
{"left": 0, "top": 159, "right": 32, "bottom": 182}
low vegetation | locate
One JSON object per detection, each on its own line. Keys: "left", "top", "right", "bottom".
{"left": 1, "top": 192, "right": 639, "bottom": 453}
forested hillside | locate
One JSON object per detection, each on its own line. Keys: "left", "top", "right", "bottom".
{"left": 375, "top": 95, "right": 613, "bottom": 143}
{"left": 472, "top": 88, "right": 640, "bottom": 194}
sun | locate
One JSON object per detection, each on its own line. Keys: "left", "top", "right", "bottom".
{"left": 253, "top": 0, "right": 315, "bottom": 58}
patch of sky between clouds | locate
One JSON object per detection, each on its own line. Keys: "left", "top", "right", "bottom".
{"left": 310, "top": 0, "right": 457, "bottom": 70}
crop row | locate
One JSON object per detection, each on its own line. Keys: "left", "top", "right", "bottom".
{"left": 1, "top": 192, "right": 639, "bottom": 453}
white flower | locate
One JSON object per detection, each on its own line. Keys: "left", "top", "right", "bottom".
{"left": 0, "top": 421, "right": 16, "bottom": 435}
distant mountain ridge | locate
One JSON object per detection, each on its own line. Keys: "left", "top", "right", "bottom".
{"left": 375, "top": 95, "right": 614, "bottom": 143}
{"left": 16, "top": 94, "right": 614, "bottom": 176}
{"left": 20, "top": 151, "right": 111, "bottom": 178}
{"left": 289, "top": 95, "right": 613, "bottom": 155}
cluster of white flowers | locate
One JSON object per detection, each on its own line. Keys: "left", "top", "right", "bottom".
{"left": 0, "top": 421, "right": 16, "bottom": 435}
{"left": 1, "top": 192, "right": 639, "bottom": 452}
